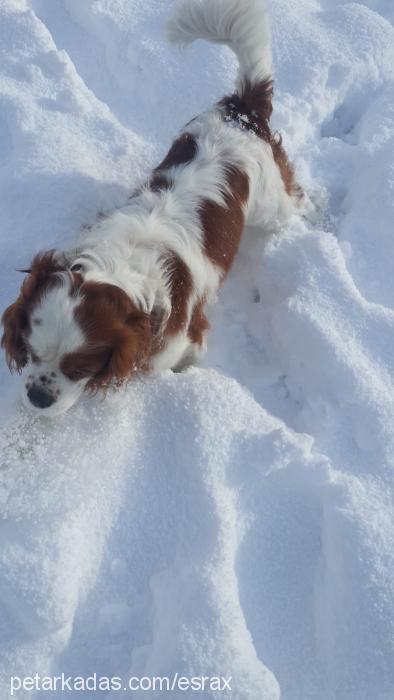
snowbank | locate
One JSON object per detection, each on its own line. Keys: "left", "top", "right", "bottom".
{"left": 0, "top": 1, "right": 393, "bottom": 698}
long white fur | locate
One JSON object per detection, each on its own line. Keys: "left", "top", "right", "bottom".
{"left": 25, "top": 279, "right": 89, "bottom": 416}
{"left": 22, "top": 0, "right": 299, "bottom": 416}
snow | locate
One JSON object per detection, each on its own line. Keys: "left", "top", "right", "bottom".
{"left": 0, "top": 1, "right": 393, "bottom": 698}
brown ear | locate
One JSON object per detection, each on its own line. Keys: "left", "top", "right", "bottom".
{"left": 107, "top": 311, "right": 152, "bottom": 382}
{"left": 1, "top": 298, "right": 29, "bottom": 372}
{"left": 120, "top": 310, "right": 153, "bottom": 374}
{"left": 88, "top": 311, "right": 152, "bottom": 391}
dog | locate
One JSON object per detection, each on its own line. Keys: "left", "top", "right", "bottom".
{"left": 1, "top": 0, "right": 306, "bottom": 417}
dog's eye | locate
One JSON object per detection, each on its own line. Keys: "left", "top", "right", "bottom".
{"left": 70, "top": 263, "right": 83, "bottom": 273}
{"left": 68, "top": 367, "right": 90, "bottom": 381}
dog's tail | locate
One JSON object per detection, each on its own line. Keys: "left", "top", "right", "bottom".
{"left": 167, "top": 0, "right": 272, "bottom": 92}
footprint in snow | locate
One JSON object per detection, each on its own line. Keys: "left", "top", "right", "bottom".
{"left": 321, "top": 85, "right": 381, "bottom": 146}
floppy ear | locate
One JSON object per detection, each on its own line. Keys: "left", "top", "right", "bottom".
{"left": 88, "top": 310, "right": 153, "bottom": 391}
{"left": 1, "top": 297, "right": 29, "bottom": 372}
{"left": 108, "top": 311, "right": 153, "bottom": 381}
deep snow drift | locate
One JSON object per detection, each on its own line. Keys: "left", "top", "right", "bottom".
{"left": 0, "top": 1, "right": 393, "bottom": 699}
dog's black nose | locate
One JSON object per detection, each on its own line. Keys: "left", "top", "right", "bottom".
{"left": 27, "top": 385, "right": 55, "bottom": 409}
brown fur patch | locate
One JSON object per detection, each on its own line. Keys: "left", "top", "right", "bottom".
{"left": 270, "top": 138, "right": 302, "bottom": 198}
{"left": 200, "top": 167, "right": 250, "bottom": 275}
{"left": 148, "top": 132, "right": 198, "bottom": 192}
{"left": 188, "top": 300, "right": 210, "bottom": 347}
{"left": 219, "top": 79, "right": 273, "bottom": 139}
{"left": 157, "top": 132, "right": 197, "bottom": 170}
{"left": 155, "top": 252, "right": 209, "bottom": 351}
{"left": 165, "top": 253, "right": 194, "bottom": 336}
{"left": 61, "top": 282, "right": 153, "bottom": 390}
{"left": 149, "top": 172, "right": 171, "bottom": 192}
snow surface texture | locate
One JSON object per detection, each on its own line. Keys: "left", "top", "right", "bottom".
{"left": 0, "top": 0, "right": 393, "bottom": 698}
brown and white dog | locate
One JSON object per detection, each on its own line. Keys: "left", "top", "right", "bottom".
{"left": 1, "top": 0, "right": 306, "bottom": 417}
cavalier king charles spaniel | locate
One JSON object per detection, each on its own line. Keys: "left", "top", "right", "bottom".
{"left": 2, "top": 0, "right": 308, "bottom": 416}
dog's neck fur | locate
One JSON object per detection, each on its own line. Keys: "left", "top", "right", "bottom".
{"left": 67, "top": 237, "right": 172, "bottom": 319}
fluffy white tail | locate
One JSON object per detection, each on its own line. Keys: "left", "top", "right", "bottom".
{"left": 167, "top": 0, "right": 272, "bottom": 90}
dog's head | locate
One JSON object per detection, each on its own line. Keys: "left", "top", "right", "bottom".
{"left": 2, "top": 251, "right": 152, "bottom": 416}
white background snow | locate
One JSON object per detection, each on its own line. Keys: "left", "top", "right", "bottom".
{"left": 0, "top": 0, "right": 393, "bottom": 698}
